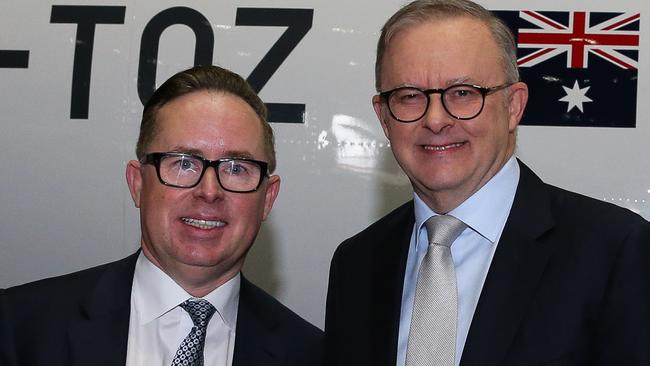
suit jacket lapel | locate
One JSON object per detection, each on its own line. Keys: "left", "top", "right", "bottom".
{"left": 68, "top": 252, "right": 138, "bottom": 366}
{"left": 233, "top": 277, "right": 285, "bottom": 366}
{"left": 372, "top": 202, "right": 414, "bottom": 365}
{"left": 461, "top": 161, "right": 558, "bottom": 366}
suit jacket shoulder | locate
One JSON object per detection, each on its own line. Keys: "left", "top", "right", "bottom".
{"left": 333, "top": 200, "right": 414, "bottom": 260}
{"left": 462, "top": 161, "right": 650, "bottom": 366}
{"left": 514, "top": 161, "right": 647, "bottom": 234}
{"left": 234, "top": 276, "right": 323, "bottom": 366}
{"left": 2, "top": 253, "right": 136, "bottom": 309}
{"left": 0, "top": 253, "right": 137, "bottom": 366}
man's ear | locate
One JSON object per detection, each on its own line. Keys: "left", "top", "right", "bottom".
{"left": 372, "top": 94, "right": 391, "bottom": 139}
{"left": 507, "top": 82, "right": 529, "bottom": 131}
{"left": 125, "top": 160, "right": 143, "bottom": 208}
{"left": 261, "top": 174, "right": 281, "bottom": 221}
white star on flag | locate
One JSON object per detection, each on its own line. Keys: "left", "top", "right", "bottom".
{"left": 559, "top": 80, "right": 593, "bottom": 113}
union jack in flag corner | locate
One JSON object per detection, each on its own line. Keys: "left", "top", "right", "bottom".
{"left": 494, "top": 10, "right": 640, "bottom": 128}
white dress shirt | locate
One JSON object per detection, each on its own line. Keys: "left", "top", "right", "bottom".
{"left": 126, "top": 253, "right": 239, "bottom": 366}
{"left": 397, "top": 157, "right": 520, "bottom": 366}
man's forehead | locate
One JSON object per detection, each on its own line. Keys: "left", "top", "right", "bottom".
{"left": 381, "top": 18, "right": 503, "bottom": 83}
{"left": 147, "top": 102, "right": 264, "bottom": 156}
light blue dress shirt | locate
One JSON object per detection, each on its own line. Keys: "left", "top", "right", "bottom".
{"left": 396, "top": 157, "right": 520, "bottom": 366}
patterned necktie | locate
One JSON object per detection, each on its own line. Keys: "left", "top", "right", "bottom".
{"left": 171, "top": 299, "right": 216, "bottom": 366}
{"left": 406, "top": 215, "right": 467, "bottom": 366}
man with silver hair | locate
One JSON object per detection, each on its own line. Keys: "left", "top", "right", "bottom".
{"left": 326, "top": 1, "right": 650, "bottom": 365}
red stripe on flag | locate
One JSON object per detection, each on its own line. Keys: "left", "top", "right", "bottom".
{"left": 602, "top": 13, "right": 640, "bottom": 31}
{"left": 517, "top": 48, "right": 556, "bottom": 65}
{"left": 591, "top": 49, "right": 635, "bottom": 69}
{"left": 522, "top": 10, "right": 565, "bottom": 30}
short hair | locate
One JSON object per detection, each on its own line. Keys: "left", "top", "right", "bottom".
{"left": 136, "top": 65, "right": 277, "bottom": 173}
{"left": 375, "top": 0, "right": 519, "bottom": 91}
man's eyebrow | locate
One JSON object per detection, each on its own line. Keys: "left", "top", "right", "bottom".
{"left": 167, "top": 146, "right": 203, "bottom": 156}
{"left": 164, "top": 147, "right": 257, "bottom": 160}
{"left": 391, "top": 76, "right": 474, "bottom": 89}
{"left": 222, "top": 150, "right": 255, "bottom": 160}
{"left": 446, "top": 76, "right": 471, "bottom": 86}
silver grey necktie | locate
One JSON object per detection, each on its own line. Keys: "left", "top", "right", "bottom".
{"left": 171, "top": 299, "right": 216, "bottom": 366}
{"left": 406, "top": 215, "right": 467, "bottom": 366}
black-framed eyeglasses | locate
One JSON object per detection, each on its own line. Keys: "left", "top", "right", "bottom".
{"left": 378, "top": 83, "right": 514, "bottom": 122}
{"left": 141, "top": 152, "right": 269, "bottom": 193}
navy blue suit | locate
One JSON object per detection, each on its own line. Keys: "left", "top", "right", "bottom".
{"left": 325, "top": 161, "right": 650, "bottom": 366}
{"left": 1, "top": 252, "right": 323, "bottom": 366}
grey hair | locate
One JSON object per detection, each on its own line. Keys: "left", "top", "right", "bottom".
{"left": 375, "top": 0, "right": 519, "bottom": 91}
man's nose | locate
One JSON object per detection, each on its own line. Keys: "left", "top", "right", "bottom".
{"left": 421, "top": 93, "right": 456, "bottom": 133}
{"left": 194, "top": 166, "right": 225, "bottom": 202}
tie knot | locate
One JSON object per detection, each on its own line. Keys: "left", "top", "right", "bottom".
{"left": 179, "top": 299, "right": 216, "bottom": 328}
{"left": 425, "top": 215, "right": 466, "bottom": 248}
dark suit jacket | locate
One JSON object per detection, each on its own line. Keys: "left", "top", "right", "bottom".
{"left": 0, "top": 252, "right": 323, "bottom": 366}
{"left": 325, "top": 161, "right": 650, "bottom": 366}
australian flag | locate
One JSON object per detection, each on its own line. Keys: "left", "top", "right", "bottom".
{"left": 494, "top": 10, "right": 640, "bottom": 128}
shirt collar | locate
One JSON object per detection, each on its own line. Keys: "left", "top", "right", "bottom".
{"left": 132, "top": 252, "right": 240, "bottom": 330}
{"left": 414, "top": 156, "right": 520, "bottom": 245}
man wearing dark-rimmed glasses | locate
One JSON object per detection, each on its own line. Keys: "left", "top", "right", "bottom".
{"left": 325, "top": 0, "right": 650, "bottom": 365}
{"left": 1, "top": 65, "right": 322, "bottom": 366}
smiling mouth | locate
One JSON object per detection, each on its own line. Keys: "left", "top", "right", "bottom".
{"left": 181, "top": 218, "right": 226, "bottom": 230}
{"left": 423, "top": 142, "right": 465, "bottom": 151}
